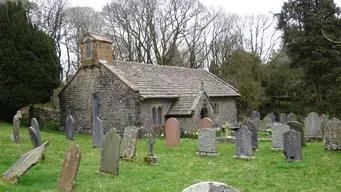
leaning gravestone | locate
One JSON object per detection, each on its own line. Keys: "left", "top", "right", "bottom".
{"left": 252, "top": 117, "right": 261, "bottom": 131}
{"left": 260, "top": 116, "right": 272, "bottom": 131}
{"left": 320, "top": 114, "right": 329, "bottom": 136}
{"left": 304, "top": 112, "right": 322, "bottom": 140}
{"left": 196, "top": 128, "right": 218, "bottom": 156}
{"left": 2, "top": 141, "right": 49, "bottom": 183}
{"left": 246, "top": 120, "right": 258, "bottom": 151}
{"left": 267, "top": 112, "right": 276, "bottom": 122}
{"left": 92, "top": 117, "right": 104, "bottom": 148}
{"left": 99, "top": 128, "right": 121, "bottom": 175}
{"left": 324, "top": 119, "right": 341, "bottom": 151}
{"left": 121, "top": 126, "right": 139, "bottom": 159}
{"left": 271, "top": 124, "right": 290, "bottom": 150}
{"left": 182, "top": 181, "right": 240, "bottom": 192}
{"left": 165, "top": 118, "right": 180, "bottom": 147}
{"left": 286, "top": 112, "right": 297, "bottom": 122}
{"left": 283, "top": 130, "right": 302, "bottom": 161}
{"left": 234, "top": 125, "right": 254, "bottom": 159}
{"left": 199, "top": 118, "right": 213, "bottom": 129}
{"left": 251, "top": 111, "right": 260, "bottom": 120}
{"left": 28, "top": 126, "right": 42, "bottom": 149}
{"left": 285, "top": 121, "right": 305, "bottom": 146}
{"left": 57, "top": 144, "right": 81, "bottom": 192}
{"left": 66, "top": 115, "right": 75, "bottom": 140}
{"left": 279, "top": 113, "right": 287, "bottom": 124}
{"left": 31, "top": 118, "right": 41, "bottom": 140}
{"left": 12, "top": 111, "right": 23, "bottom": 143}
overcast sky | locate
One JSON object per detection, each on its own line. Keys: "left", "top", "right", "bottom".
{"left": 71, "top": 0, "right": 341, "bottom": 15}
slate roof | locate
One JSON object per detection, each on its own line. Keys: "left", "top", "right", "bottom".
{"left": 103, "top": 61, "right": 240, "bottom": 99}
{"left": 83, "top": 32, "right": 113, "bottom": 43}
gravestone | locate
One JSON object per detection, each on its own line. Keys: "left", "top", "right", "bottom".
{"left": 199, "top": 118, "right": 213, "bottom": 129}
{"left": 285, "top": 121, "right": 305, "bottom": 146}
{"left": 12, "top": 111, "right": 22, "bottom": 143}
{"left": 324, "top": 119, "right": 341, "bottom": 151}
{"left": 286, "top": 112, "right": 297, "bottom": 122}
{"left": 246, "top": 120, "right": 258, "bottom": 151}
{"left": 320, "top": 114, "right": 329, "bottom": 136}
{"left": 251, "top": 111, "right": 260, "bottom": 120}
{"left": 66, "top": 115, "right": 75, "bottom": 140}
{"left": 260, "top": 116, "right": 272, "bottom": 131}
{"left": 146, "top": 138, "right": 158, "bottom": 165}
{"left": 2, "top": 141, "right": 49, "bottom": 183}
{"left": 99, "top": 128, "right": 121, "bottom": 175}
{"left": 234, "top": 125, "right": 254, "bottom": 159}
{"left": 283, "top": 130, "right": 302, "bottom": 161}
{"left": 304, "top": 112, "right": 322, "bottom": 140}
{"left": 28, "top": 126, "right": 42, "bottom": 149}
{"left": 121, "top": 126, "right": 139, "bottom": 159}
{"left": 165, "top": 118, "right": 180, "bottom": 147}
{"left": 196, "top": 128, "right": 219, "bottom": 156}
{"left": 267, "top": 112, "right": 276, "bottom": 122}
{"left": 57, "top": 144, "right": 81, "bottom": 192}
{"left": 252, "top": 117, "right": 261, "bottom": 131}
{"left": 271, "top": 124, "right": 290, "bottom": 150}
{"left": 182, "top": 181, "right": 240, "bottom": 192}
{"left": 92, "top": 117, "right": 104, "bottom": 148}
{"left": 31, "top": 118, "right": 41, "bottom": 140}
{"left": 279, "top": 113, "right": 287, "bottom": 124}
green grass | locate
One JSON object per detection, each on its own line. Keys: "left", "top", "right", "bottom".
{"left": 1, "top": 122, "right": 341, "bottom": 192}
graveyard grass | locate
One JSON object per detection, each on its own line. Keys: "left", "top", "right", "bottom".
{"left": 1, "top": 123, "right": 341, "bottom": 192}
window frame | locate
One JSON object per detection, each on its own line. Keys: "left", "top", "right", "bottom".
{"left": 85, "top": 39, "right": 92, "bottom": 59}
{"left": 213, "top": 102, "right": 220, "bottom": 114}
{"left": 151, "top": 105, "right": 163, "bottom": 125}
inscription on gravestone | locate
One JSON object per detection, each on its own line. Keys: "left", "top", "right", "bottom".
{"left": 324, "top": 119, "right": 341, "bottom": 151}
{"left": 121, "top": 126, "right": 139, "bottom": 159}
{"left": 196, "top": 128, "right": 219, "bottom": 156}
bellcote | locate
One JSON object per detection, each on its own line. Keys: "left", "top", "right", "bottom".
{"left": 80, "top": 32, "right": 113, "bottom": 67}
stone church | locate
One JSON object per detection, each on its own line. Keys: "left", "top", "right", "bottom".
{"left": 58, "top": 32, "right": 240, "bottom": 134}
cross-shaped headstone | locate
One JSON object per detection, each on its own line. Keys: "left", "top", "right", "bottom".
{"left": 147, "top": 139, "right": 155, "bottom": 156}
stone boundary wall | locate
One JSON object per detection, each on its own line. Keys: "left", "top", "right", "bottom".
{"left": 29, "top": 106, "right": 60, "bottom": 126}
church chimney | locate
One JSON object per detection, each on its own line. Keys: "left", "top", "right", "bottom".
{"left": 80, "top": 32, "right": 113, "bottom": 67}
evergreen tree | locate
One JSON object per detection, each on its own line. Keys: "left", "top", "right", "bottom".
{"left": 0, "top": 1, "right": 60, "bottom": 121}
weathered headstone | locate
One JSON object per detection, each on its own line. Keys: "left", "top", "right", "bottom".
{"left": 199, "top": 117, "right": 213, "bottom": 129}
{"left": 271, "top": 124, "right": 290, "bottom": 150}
{"left": 234, "top": 125, "right": 254, "bottom": 159}
{"left": 66, "top": 115, "right": 75, "bottom": 140}
{"left": 12, "top": 111, "right": 22, "bottom": 143}
{"left": 320, "top": 114, "right": 329, "bottom": 136}
{"left": 2, "top": 141, "right": 49, "bottom": 183}
{"left": 279, "top": 113, "right": 287, "bottom": 124}
{"left": 246, "top": 120, "right": 258, "bottom": 151}
{"left": 251, "top": 111, "right": 260, "bottom": 120}
{"left": 57, "top": 144, "right": 81, "bottom": 192}
{"left": 260, "top": 116, "right": 272, "bottom": 131}
{"left": 304, "top": 112, "right": 322, "bottom": 140}
{"left": 146, "top": 138, "right": 158, "bottom": 165}
{"left": 92, "top": 117, "right": 104, "bottom": 148}
{"left": 165, "top": 118, "right": 180, "bottom": 147}
{"left": 182, "top": 181, "right": 240, "bottom": 192}
{"left": 121, "top": 126, "right": 139, "bottom": 159}
{"left": 30, "top": 118, "right": 41, "bottom": 139}
{"left": 28, "top": 126, "right": 42, "bottom": 149}
{"left": 283, "top": 130, "right": 302, "bottom": 161}
{"left": 324, "top": 119, "right": 341, "bottom": 151}
{"left": 196, "top": 128, "right": 219, "bottom": 156}
{"left": 285, "top": 121, "right": 305, "bottom": 146}
{"left": 252, "top": 117, "right": 261, "bottom": 131}
{"left": 267, "top": 112, "right": 276, "bottom": 122}
{"left": 99, "top": 128, "right": 121, "bottom": 175}
{"left": 286, "top": 112, "right": 297, "bottom": 122}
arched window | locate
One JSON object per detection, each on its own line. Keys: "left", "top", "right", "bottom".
{"left": 157, "top": 107, "right": 162, "bottom": 125}
{"left": 152, "top": 107, "right": 157, "bottom": 125}
{"left": 85, "top": 39, "right": 92, "bottom": 59}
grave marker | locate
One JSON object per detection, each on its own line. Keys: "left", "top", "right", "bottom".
{"left": 165, "top": 118, "right": 180, "bottom": 147}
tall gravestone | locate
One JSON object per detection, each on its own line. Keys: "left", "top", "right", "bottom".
{"left": 66, "top": 115, "right": 75, "bottom": 140}
{"left": 28, "top": 126, "right": 42, "bottom": 149}
{"left": 165, "top": 118, "right": 180, "bottom": 147}
{"left": 271, "top": 124, "right": 290, "bottom": 150}
{"left": 234, "top": 125, "right": 254, "bottom": 159}
{"left": 283, "top": 130, "right": 302, "bottom": 161}
{"left": 182, "top": 181, "right": 240, "bottom": 192}
{"left": 304, "top": 112, "right": 322, "bottom": 140}
{"left": 279, "top": 113, "right": 287, "bottom": 124}
{"left": 286, "top": 112, "right": 297, "bottom": 122}
{"left": 246, "top": 120, "right": 258, "bottom": 151}
{"left": 57, "top": 144, "right": 81, "bottom": 192}
{"left": 199, "top": 118, "right": 213, "bottom": 129}
{"left": 196, "top": 128, "right": 218, "bottom": 156}
{"left": 12, "top": 111, "right": 22, "bottom": 143}
{"left": 251, "top": 111, "right": 260, "bottom": 120}
{"left": 267, "top": 112, "right": 276, "bottom": 122}
{"left": 320, "top": 114, "right": 329, "bottom": 136}
{"left": 285, "top": 121, "right": 305, "bottom": 146}
{"left": 31, "top": 118, "right": 41, "bottom": 141}
{"left": 252, "top": 117, "right": 261, "bottom": 131}
{"left": 92, "top": 117, "right": 104, "bottom": 148}
{"left": 121, "top": 126, "right": 139, "bottom": 159}
{"left": 99, "top": 128, "right": 121, "bottom": 175}
{"left": 260, "top": 116, "right": 272, "bottom": 131}
{"left": 324, "top": 119, "right": 341, "bottom": 151}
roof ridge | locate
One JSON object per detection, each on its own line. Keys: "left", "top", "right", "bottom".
{"left": 113, "top": 60, "right": 203, "bottom": 71}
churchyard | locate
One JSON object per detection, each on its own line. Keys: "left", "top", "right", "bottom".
{"left": 1, "top": 112, "right": 341, "bottom": 192}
